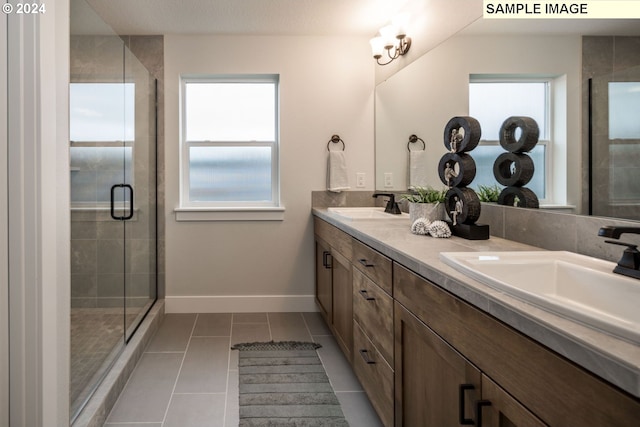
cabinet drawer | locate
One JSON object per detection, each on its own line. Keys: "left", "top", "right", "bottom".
{"left": 314, "top": 218, "right": 352, "bottom": 259}
{"left": 353, "top": 321, "right": 394, "bottom": 427}
{"left": 353, "top": 268, "right": 394, "bottom": 364}
{"left": 352, "top": 239, "right": 392, "bottom": 295}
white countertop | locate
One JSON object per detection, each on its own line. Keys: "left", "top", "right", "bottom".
{"left": 313, "top": 207, "right": 640, "bottom": 399}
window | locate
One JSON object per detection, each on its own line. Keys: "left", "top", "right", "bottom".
{"left": 69, "top": 83, "right": 135, "bottom": 208}
{"left": 469, "top": 79, "right": 551, "bottom": 201}
{"left": 180, "top": 75, "right": 280, "bottom": 213}
{"left": 608, "top": 82, "right": 640, "bottom": 140}
{"left": 608, "top": 82, "right": 640, "bottom": 204}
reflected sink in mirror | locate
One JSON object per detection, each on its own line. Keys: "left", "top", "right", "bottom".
{"left": 440, "top": 251, "right": 640, "bottom": 344}
{"left": 327, "top": 207, "right": 409, "bottom": 220}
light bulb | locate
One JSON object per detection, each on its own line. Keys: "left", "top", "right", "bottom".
{"left": 369, "top": 36, "right": 385, "bottom": 58}
{"left": 379, "top": 25, "right": 397, "bottom": 49}
{"left": 392, "top": 13, "right": 410, "bottom": 38}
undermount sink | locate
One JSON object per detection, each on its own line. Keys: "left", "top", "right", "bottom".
{"left": 440, "top": 251, "right": 640, "bottom": 344}
{"left": 328, "top": 207, "right": 409, "bottom": 220}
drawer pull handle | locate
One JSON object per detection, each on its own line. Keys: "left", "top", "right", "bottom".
{"left": 359, "top": 289, "right": 376, "bottom": 301}
{"left": 458, "top": 384, "right": 475, "bottom": 425}
{"left": 322, "top": 251, "right": 332, "bottom": 269}
{"left": 359, "top": 258, "right": 375, "bottom": 267}
{"left": 359, "top": 349, "right": 376, "bottom": 364}
{"left": 475, "top": 400, "right": 492, "bottom": 427}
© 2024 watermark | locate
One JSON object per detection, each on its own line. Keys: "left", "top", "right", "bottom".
{"left": 2, "top": 2, "right": 46, "bottom": 14}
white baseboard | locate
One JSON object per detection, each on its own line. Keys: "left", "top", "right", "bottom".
{"left": 165, "top": 295, "right": 319, "bottom": 313}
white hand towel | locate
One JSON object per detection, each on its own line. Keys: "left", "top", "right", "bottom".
{"left": 408, "top": 150, "right": 429, "bottom": 188}
{"left": 327, "top": 151, "right": 350, "bottom": 193}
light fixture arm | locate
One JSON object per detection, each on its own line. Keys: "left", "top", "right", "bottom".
{"left": 374, "top": 36, "right": 411, "bottom": 66}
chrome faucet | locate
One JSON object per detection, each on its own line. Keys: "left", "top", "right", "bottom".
{"left": 372, "top": 193, "right": 402, "bottom": 215}
{"left": 598, "top": 226, "right": 640, "bottom": 280}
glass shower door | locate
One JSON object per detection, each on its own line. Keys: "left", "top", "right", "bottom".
{"left": 70, "top": 1, "right": 158, "bottom": 419}
{"left": 590, "top": 65, "right": 640, "bottom": 221}
{"left": 123, "top": 47, "right": 157, "bottom": 341}
{"left": 69, "top": 39, "right": 130, "bottom": 417}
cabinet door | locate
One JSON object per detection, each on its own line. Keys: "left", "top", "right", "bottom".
{"left": 478, "top": 375, "right": 547, "bottom": 427}
{"left": 315, "top": 238, "right": 332, "bottom": 320}
{"left": 332, "top": 249, "right": 353, "bottom": 362}
{"left": 395, "top": 302, "right": 481, "bottom": 427}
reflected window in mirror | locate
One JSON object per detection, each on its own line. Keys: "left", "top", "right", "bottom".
{"left": 608, "top": 82, "right": 640, "bottom": 139}
{"left": 469, "top": 79, "right": 553, "bottom": 202}
{"left": 608, "top": 82, "right": 640, "bottom": 205}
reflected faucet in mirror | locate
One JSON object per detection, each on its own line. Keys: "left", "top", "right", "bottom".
{"left": 373, "top": 193, "right": 402, "bottom": 214}
{"left": 598, "top": 226, "right": 640, "bottom": 280}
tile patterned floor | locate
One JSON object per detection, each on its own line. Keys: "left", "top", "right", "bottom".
{"left": 71, "top": 308, "right": 141, "bottom": 412}
{"left": 103, "top": 312, "right": 383, "bottom": 427}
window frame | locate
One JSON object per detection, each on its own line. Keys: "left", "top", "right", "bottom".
{"left": 469, "top": 77, "right": 553, "bottom": 204}
{"left": 179, "top": 74, "right": 281, "bottom": 211}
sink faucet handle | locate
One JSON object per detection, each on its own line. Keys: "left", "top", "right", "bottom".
{"left": 604, "top": 240, "right": 638, "bottom": 250}
{"left": 598, "top": 225, "right": 640, "bottom": 239}
{"left": 372, "top": 192, "right": 402, "bottom": 215}
{"left": 604, "top": 240, "right": 640, "bottom": 270}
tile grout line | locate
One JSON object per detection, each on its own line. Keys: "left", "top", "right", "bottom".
{"left": 172, "top": 392, "right": 227, "bottom": 395}
{"left": 300, "top": 312, "right": 314, "bottom": 342}
{"left": 306, "top": 314, "right": 338, "bottom": 391}
{"left": 222, "top": 313, "right": 235, "bottom": 427}
{"left": 159, "top": 313, "right": 199, "bottom": 427}
{"left": 101, "top": 330, "right": 149, "bottom": 424}
{"left": 266, "top": 313, "right": 273, "bottom": 341}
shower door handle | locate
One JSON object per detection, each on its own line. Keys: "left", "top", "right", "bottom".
{"left": 110, "top": 184, "right": 134, "bottom": 221}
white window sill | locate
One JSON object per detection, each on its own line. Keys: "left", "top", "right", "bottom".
{"left": 174, "top": 206, "right": 285, "bottom": 221}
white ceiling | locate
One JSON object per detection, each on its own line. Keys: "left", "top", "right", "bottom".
{"left": 74, "top": 0, "right": 639, "bottom": 38}
{"left": 79, "top": 0, "right": 413, "bottom": 36}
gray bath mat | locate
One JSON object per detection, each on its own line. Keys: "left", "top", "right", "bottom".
{"left": 232, "top": 341, "right": 349, "bottom": 427}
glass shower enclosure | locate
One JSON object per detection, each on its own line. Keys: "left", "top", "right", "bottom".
{"left": 589, "top": 63, "right": 640, "bottom": 221}
{"left": 69, "top": 0, "right": 157, "bottom": 420}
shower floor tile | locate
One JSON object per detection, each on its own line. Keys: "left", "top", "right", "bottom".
{"left": 70, "top": 308, "right": 138, "bottom": 414}
{"left": 103, "top": 312, "right": 383, "bottom": 427}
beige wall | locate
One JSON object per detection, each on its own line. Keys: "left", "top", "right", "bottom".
{"left": 373, "top": 0, "right": 483, "bottom": 85}
{"left": 376, "top": 34, "right": 583, "bottom": 207}
{"left": 164, "top": 35, "right": 374, "bottom": 311}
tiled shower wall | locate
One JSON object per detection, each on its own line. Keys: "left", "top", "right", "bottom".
{"left": 582, "top": 36, "right": 640, "bottom": 220}
{"left": 70, "top": 35, "right": 165, "bottom": 308}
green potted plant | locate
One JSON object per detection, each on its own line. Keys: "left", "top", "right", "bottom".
{"left": 475, "top": 184, "right": 502, "bottom": 203}
{"left": 401, "top": 186, "right": 447, "bottom": 223}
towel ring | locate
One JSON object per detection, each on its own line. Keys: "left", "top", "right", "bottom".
{"left": 327, "top": 134, "right": 345, "bottom": 151}
{"left": 407, "top": 134, "right": 426, "bottom": 152}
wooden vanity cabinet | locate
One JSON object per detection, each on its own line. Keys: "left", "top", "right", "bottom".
{"left": 395, "top": 300, "right": 546, "bottom": 427}
{"left": 395, "top": 302, "right": 482, "bottom": 427}
{"left": 314, "top": 218, "right": 353, "bottom": 362}
{"left": 479, "top": 375, "right": 547, "bottom": 427}
{"left": 330, "top": 249, "right": 353, "bottom": 362}
{"left": 315, "top": 237, "right": 332, "bottom": 319}
{"left": 353, "top": 320, "right": 394, "bottom": 427}
{"left": 314, "top": 216, "right": 640, "bottom": 426}
{"left": 393, "top": 262, "right": 640, "bottom": 427}
{"left": 352, "top": 262, "right": 394, "bottom": 427}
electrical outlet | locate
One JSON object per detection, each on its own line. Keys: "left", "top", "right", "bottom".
{"left": 384, "top": 173, "right": 393, "bottom": 188}
{"left": 356, "top": 173, "right": 366, "bottom": 188}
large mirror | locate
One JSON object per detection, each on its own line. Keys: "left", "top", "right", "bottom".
{"left": 375, "top": 17, "right": 640, "bottom": 221}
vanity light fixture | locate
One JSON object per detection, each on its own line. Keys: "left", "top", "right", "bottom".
{"left": 369, "top": 15, "right": 411, "bottom": 66}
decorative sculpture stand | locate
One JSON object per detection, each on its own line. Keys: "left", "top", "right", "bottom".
{"left": 438, "top": 116, "right": 490, "bottom": 240}
{"left": 494, "top": 116, "right": 540, "bottom": 208}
